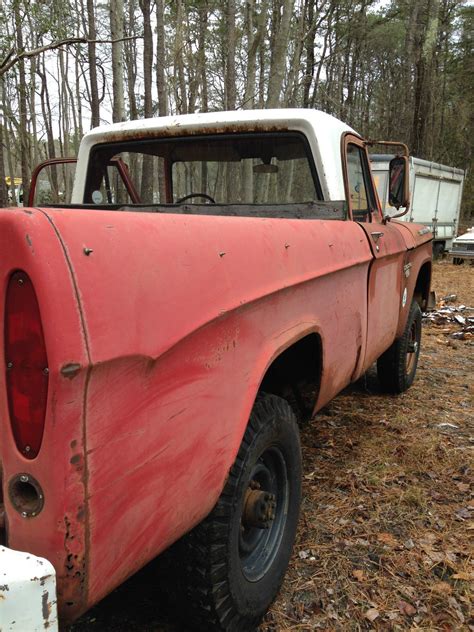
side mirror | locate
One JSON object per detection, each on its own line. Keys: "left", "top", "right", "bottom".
{"left": 388, "top": 155, "right": 409, "bottom": 211}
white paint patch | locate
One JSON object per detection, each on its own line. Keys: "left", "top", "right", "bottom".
{"left": 402, "top": 287, "right": 408, "bottom": 308}
{"left": 0, "top": 546, "right": 58, "bottom": 631}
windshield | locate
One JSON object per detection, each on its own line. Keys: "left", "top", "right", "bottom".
{"left": 84, "top": 132, "right": 321, "bottom": 206}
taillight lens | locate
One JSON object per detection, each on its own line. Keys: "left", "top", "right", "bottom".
{"left": 5, "top": 271, "right": 49, "bottom": 459}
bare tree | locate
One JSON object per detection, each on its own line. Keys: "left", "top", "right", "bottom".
{"left": 87, "top": 0, "right": 100, "bottom": 127}
{"left": 267, "top": 0, "right": 294, "bottom": 107}
{"left": 110, "top": 0, "right": 125, "bottom": 122}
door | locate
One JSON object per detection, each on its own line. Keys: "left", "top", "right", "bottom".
{"left": 342, "top": 134, "right": 407, "bottom": 375}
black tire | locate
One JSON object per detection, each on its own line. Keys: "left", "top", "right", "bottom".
{"left": 377, "top": 300, "right": 422, "bottom": 394}
{"left": 433, "top": 242, "right": 444, "bottom": 260}
{"left": 453, "top": 257, "right": 464, "bottom": 265}
{"left": 168, "top": 394, "right": 302, "bottom": 631}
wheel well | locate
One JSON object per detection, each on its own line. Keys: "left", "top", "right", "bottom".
{"left": 413, "top": 262, "right": 431, "bottom": 310}
{"left": 259, "top": 333, "right": 322, "bottom": 421}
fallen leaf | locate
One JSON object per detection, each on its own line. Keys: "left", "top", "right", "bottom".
{"left": 431, "top": 581, "right": 452, "bottom": 594}
{"left": 377, "top": 532, "right": 398, "bottom": 547}
{"left": 364, "top": 608, "right": 380, "bottom": 621}
{"left": 456, "top": 482, "right": 470, "bottom": 493}
{"left": 398, "top": 600, "right": 417, "bottom": 616}
{"left": 352, "top": 569, "right": 365, "bottom": 581}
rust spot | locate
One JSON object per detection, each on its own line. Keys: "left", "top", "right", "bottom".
{"left": 64, "top": 516, "right": 72, "bottom": 542}
{"left": 101, "top": 121, "right": 288, "bottom": 145}
{"left": 42, "top": 590, "right": 51, "bottom": 623}
{"left": 70, "top": 439, "right": 77, "bottom": 449}
{"left": 70, "top": 454, "right": 81, "bottom": 465}
{"left": 76, "top": 506, "right": 85, "bottom": 522}
{"left": 61, "top": 363, "right": 81, "bottom": 379}
{"left": 22, "top": 209, "right": 33, "bottom": 215}
{"left": 26, "top": 233, "right": 33, "bottom": 249}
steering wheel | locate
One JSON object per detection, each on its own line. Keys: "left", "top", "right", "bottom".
{"left": 176, "top": 192, "right": 216, "bottom": 204}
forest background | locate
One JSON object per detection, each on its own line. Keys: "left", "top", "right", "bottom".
{"left": 0, "top": 0, "right": 472, "bottom": 216}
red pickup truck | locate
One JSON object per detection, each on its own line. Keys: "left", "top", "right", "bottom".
{"left": 0, "top": 110, "right": 432, "bottom": 631}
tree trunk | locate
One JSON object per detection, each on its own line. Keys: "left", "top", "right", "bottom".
{"left": 139, "top": 0, "right": 154, "bottom": 200}
{"left": 174, "top": 0, "right": 188, "bottom": 115}
{"left": 156, "top": 0, "right": 168, "bottom": 201}
{"left": 266, "top": 0, "right": 294, "bottom": 108}
{"left": 225, "top": 0, "right": 237, "bottom": 109}
{"left": 14, "top": 1, "right": 30, "bottom": 204}
{"left": 412, "top": 0, "right": 440, "bottom": 157}
{"left": 110, "top": 0, "right": 125, "bottom": 122}
{"left": 156, "top": 0, "right": 168, "bottom": 117}
{"left": 125, "top": 0, "right": 139, "bottom": 121}
{"left": 0, "top": 112, "right": 8, "bottom": 207}
{"left": 243, "top": 0, "right": 266, "bottom": 110}
{"left": 87, "top": 0, "right": 100, "bottom": 127}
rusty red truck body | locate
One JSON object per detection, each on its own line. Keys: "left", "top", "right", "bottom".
{"left": 0, "top": 110, "right": 432, "bottom": 631}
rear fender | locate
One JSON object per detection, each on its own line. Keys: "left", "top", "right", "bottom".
{"left": 33, "top": 209, "right": 372, "bottom": 615}
{"left": 0, "top": 209, "right": 90, "bottom": 621}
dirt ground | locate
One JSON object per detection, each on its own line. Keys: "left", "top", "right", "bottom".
{"left": 70, "top": 260, "right": 473, "bottom": 632}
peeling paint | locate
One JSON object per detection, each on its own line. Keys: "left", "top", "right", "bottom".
{"left": 42, "top": 589, "right": 51, "bottom": 621}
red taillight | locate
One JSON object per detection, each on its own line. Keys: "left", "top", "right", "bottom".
{"left": 5, "top": 271, "right": 49, "bottom": 459}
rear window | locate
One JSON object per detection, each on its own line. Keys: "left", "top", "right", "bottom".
{"left": 84, "top": 132, "right": 322, "bottom": 206}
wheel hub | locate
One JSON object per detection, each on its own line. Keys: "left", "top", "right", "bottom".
{"left": 408, "top": 341, "right": 418, "bottom": 353}
{"left": 242, "top": 481, "right": 276, "bottom": 529}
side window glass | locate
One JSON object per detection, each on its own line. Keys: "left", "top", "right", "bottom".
{"left": 347, "top": 144, "right": 371, "bottom": 222}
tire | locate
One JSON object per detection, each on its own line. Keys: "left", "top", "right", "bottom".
{"left": 167, "top": 394, "right": 302, "bottom": 631}
{"left": 377, "top": 300, "right": 422, "bottom": 394}
{"left": 453, "top": 257, "right": 464, "bottom": 265}
{"left": 433, "top": 242, "right": 444, "bottom": 260}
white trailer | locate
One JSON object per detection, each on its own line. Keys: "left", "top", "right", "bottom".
{"left": 370, "top": 155, "right": 465, "bottom": 256}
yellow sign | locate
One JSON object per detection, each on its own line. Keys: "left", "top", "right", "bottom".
{"left": 5, "top": 177, "right": 22, "bottom": 187}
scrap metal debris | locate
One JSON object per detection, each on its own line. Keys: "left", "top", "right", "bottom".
{"left": 423, "top": 295, "right": 474, "bottom": 341}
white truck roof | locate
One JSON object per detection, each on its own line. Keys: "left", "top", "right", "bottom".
{"left": 72, "top": 109, "right": 356, "bottom": 203}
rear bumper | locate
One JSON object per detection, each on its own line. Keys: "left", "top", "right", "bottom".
{"left": 0, "top": 546, "right": 58, "bottom": 631}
